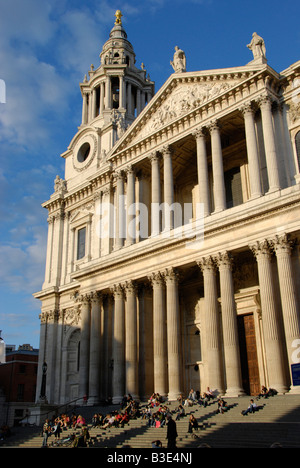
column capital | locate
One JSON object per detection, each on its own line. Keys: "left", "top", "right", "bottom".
{"left": 240, "top": 101, "right": 256, "bottom": 116}
{"left": 208, "top": 119, "right": 221, "bottom": 133}
{"left": 113, "top": 169, "right": 124, "bottom": 182}
{"left": 271, "top": 233, "right": 295, "bottom": 255}
{"left": 161, "top": 144, "right": 173, "bottom": 156}
{"left": 249, "top": 239, "right": 272, "bottom": 259}
{"left": 163, "top": 267, "right": 179, "bottom": 284}
{"left": 214, "top": 251, "right": 233, "bottom": 270}
{"left": 197, "top": 256, "right": 217, "bottom": 273}
{"left": 148, "top": 271, "right": 164, "bottom": 287}
{"left": 111, "top": 283, "right": 124, "bottom": 298}
{"left": 193, "top": 126, "right": 207, "bottom": 139}
{"left": 148, "top": 151, "right": 160, "bottom": 164}
{"left": 90, "top": 290, "right": 102, "bottom": 304}
{"left": 125, "top": 164, "right": 135, "bottom": 176}
{"left": 123, "top": 279, "right": 138, "bottom": 295}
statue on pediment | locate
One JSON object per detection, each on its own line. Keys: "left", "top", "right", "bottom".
{"left": 247, "top": 32, "right": 267, "bottom": 63}
{"left": 170, "top": 46, "right": 186, "bottom": 73}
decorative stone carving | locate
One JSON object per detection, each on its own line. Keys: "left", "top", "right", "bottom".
{"left": 247, "top": 32, "right": 267, "bottom": 63}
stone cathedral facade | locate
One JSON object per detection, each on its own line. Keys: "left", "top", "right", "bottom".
{"left": 34, "top": 13, "right": 300, "bottom": 407}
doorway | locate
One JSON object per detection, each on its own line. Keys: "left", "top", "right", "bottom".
{"left": 238, "top": 314, "right": 260, "bottom": 395}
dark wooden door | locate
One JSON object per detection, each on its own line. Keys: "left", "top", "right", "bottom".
{"left": 238, "top": 314, "right": 260, "bottom": 395}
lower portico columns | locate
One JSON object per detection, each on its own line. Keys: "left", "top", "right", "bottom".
{"left": 124, "top": 281, "right": 139, "bottom": 399}
{"left": 88, "top": 292, "right": 102, "bottom": 405}
{"left": 78, "top": 294, "right": 91, "bottom": 403}
{"left": 198, "top": 257, "right": 224, "bottom": 394}
{"left": 250, "top": 240, "right": 288, "bottom": 393}
{"left": 164, "top": 268, "right": 182, "bottom": 400}
{"left": 272, "top": 234, "right": 300, "bottom": 393}
{"left": 215, "top": 252, "right": 244, "bottom": 396}
{"left": 149, "top": 272, "right": 168, "bottom": 397}
{"left": 112, "top": 284, "right": 125, "bottom": 404}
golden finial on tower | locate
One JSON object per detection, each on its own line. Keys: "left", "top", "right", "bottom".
{"left": 115, "top": 10, "right": 123, "bottom": 25}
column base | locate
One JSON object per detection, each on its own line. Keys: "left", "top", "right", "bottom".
{"left": 288, "top": 385, "right": 300, "bottom": 395}
{"left": 224, "top": 387, "right": 246, "bottom": 398}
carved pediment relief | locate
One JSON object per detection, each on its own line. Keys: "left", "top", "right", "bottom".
{"left": 130, "top": 76, "right": 241, "bottom": 142}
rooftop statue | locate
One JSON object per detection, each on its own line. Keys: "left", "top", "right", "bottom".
{"left": 247, "top": 32, "right": 267, "bottom": 63}
{"left": 170, "top": 45, "right": 186, "bottom": 73}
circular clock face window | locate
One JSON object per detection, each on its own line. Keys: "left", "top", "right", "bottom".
{"left": 77, "top": 142, "right": 91, "bottom": 163}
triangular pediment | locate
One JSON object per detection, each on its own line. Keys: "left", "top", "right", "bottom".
{"left": 109, "top": 64, "right": 269, "bottom": 158}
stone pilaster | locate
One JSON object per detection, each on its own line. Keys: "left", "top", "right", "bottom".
{"left": 114, "top": 170, "right": 125, "bottom": 250}
{"left": 125, "top": 165, "right": 136, "bottom": 246}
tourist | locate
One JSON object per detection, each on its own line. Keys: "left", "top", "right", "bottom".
{"left": 241, "top": 399, "right": 257, "bottom": 415}
{"left": 166, "top": 415, "right": 177, "bottom": 449}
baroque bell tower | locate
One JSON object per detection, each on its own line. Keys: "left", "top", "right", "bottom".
{"left": 78, "top": 10, "right": 154, "bottom": 155}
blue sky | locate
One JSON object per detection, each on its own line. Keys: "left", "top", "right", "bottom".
{"left": 0, "top": 0, "right": 299, "bottom": 349}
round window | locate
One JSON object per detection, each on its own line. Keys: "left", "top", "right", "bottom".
{"left": 77, "top": 142, "right": 91, "bottom": 163}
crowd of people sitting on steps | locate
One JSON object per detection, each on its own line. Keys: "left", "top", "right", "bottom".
{"left": 40, "top": 385, "right": 279, "bottom": 446}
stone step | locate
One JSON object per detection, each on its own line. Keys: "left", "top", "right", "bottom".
{"left": 1, "top": 394, "right": 300, "bottom": 448}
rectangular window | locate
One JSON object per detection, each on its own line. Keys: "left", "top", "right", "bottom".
{"left": 77, "top": 227, "right": 86, "bottom": 260}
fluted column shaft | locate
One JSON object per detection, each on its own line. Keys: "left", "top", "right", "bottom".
{"left": 114, "top": 171, "right": 125, "bottom": 250}
{"left": 251, "top": 241, "right": 287, "bottom": 393}
{"left": 126, "top": 166, "right": 136, "bottom": 246}
{"left": 164, "top": 268, "right": 182, "bottom": 400}
{"left": 215, "top": 252, "right": 244, "bottom": 396}
{"left": 272, "top": 234, "right": 300, "bottom": 392}
{"left": 78, "top": 295, "right": 91, "bottom": 401}
{"left": 112, "top": 285, "right": 125, "bottom": 403}
{"left": 149, "top": 272, "right": 168, "bottom": 396}
{"left": 162, "top": 146, "right": 175, "bottom": 230}
{"left": 259, "top": 96, "right": 281, "bottom": 192}
{"left": 88, "top": 292, "right": 102, "bottom": 404}
{"left": 209, "top": 121, "right": 226, "bottom": 212}
{"left": 124, "top": 281, "right": 139, "bottom": 399}
{"left": 242, "top": 103, "right": 263, "bottom": 198}
{"left": 194, "top": 128, "right": 211, "bottom": 216}
{"left": 150, "top": 153, "right": 162, "bottom": 236}
{"left": 198, "top": 257, "right": 224, "bottom": 393}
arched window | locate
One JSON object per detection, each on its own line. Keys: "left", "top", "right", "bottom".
{"left": 295, "top": 131, "right": 300, "bottom": 172}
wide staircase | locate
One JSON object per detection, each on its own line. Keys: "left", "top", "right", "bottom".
{"left": 2, "top": 394, "right": 300, "bottom": 448}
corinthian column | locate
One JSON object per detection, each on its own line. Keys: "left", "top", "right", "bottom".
{"left": 125, "top": 165, "right": 136, "bottom": 246}
{"left": 241, "top": 102, "right": 263, "bottom": 198}
{"left": 198, "top": 257, "right": 224, "bottom": 393}
{"left": 209, "top": 121, "right": 226, "bottom": 212}
{"left": 78, "top": 294, "right": 91, "bottom": 403}
{"left": 215, "top": 252, "right": 244, "bottom": 396}
{"left": 149, "top": 272, "right": 168, "bottom": 397}
{"left": 259, "top": 95, "right": 281, "bottom": 192}
{"left": 194, "top": 128, "right": 211, "bottom": 216}
{"left": 164, "top": 268, "right": 182, "bottom": 400}
{"left": 250, "top": 240, "right": 288, "bottom": 393}
{"left": 149, "top": 152, "right": 162, "bottom": 236}
{"left": 88, "top": 292, "right": 102, "bottom": 405}
{"left": 272, "top": 234, "right": 300, "bottom": 393}
{"left": 111, "top": 284, "right": 125, "bottom": 403}
{"left": 114, "top": 171, "right": 125, "bottom": 250}
{"left": 124, "top": 281, "right": 139, "bottom": 399}
{"left": 162, "top": 145, "right": 175, "bottom": 230}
